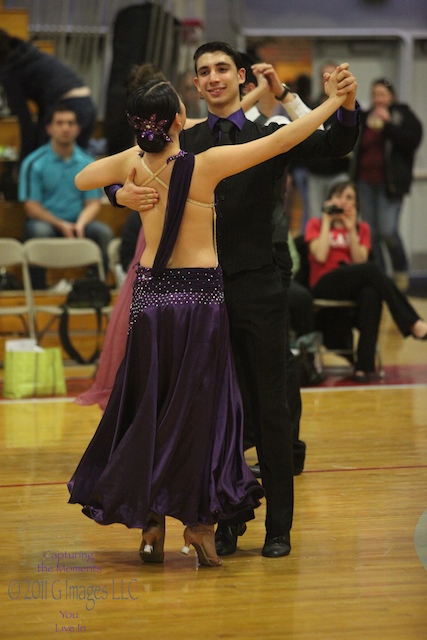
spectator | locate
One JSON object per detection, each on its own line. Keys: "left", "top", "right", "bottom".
{"left": 305, "top": 180, "right": 427, "bottom": 382}
{"left": 0, "top": 29, "right": 96, "bottom": 161}
{"left": 18, "top": 104, "right": 112, "bottom": 289}
{"left": 352, "top": 77, "right": 423, "bottom": 292}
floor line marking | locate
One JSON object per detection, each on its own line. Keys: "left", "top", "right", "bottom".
{"left": 2, "top": 465, "right": 426, "bottom": 490}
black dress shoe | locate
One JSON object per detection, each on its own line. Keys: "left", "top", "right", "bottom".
{"left": 215, "top": 522, "right": 247, "bottom": 556}
{"left": 250, "top": 462, "right": 303, "bottom": 478}
{"left": 262, "top": 534, "right": 291, "bottom": 558}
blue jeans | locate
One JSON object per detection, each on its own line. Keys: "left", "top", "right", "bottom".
{"left": 357, "top": 181, "right": 408, "bottom": 273}
{"left": 24, "top": 219, "right": 113, "bottom": 289}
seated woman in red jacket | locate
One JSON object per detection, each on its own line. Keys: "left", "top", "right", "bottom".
{"left": 305, "top": 180, "right": 427, "bottom": 382}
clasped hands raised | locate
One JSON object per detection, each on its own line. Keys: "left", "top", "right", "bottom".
{"left": 117, "top": 61, "right": 358, "bottom": 213}
{"left": 250, "top": 61, "right": 357, "bottom": 110}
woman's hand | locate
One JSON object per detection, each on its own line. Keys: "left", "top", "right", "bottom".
{"left": 309, "top": 204, "right": 334, "bottom": 264}
{"left": 251, "top": 62, "right": 283, "bottom": 99}
{"left": 322, "top": 196, "right": 356, "bottom": 232}
{"left": 341, "top": 200, "right": 358, "bottom": 232}
{"left": 324, "top": 63, "right": 357, "bottom": 110}
{"left": 321, "top": 200, "right": 339, "bottom": 225}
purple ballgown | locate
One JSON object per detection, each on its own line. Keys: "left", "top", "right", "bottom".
{"left": 68, "top": 152, "right": 264, "bottom": 528}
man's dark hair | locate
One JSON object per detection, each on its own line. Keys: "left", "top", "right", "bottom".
{"left": 239, "top": 51, "right": 258, "bottom": 87}
{"left": 193, "top": 41, "right": 243, "bottom": 75}
{"left": 47, "top": 103, "right": 79, "bottom": 124}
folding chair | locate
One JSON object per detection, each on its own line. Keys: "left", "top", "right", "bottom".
{"left": 23, "top": 238, "right": 113, "bottom": 354}
{"left": 107, "top": 237, "right": 126, "bottom": 289}
{"left": 292, "top": 235, "right": 384, "bottom": 378}
{"left": 313, "top": 298, "right": 384, "bottom": 377}
{"left": 0, "top": 238, "right": 36, "bottom": 340}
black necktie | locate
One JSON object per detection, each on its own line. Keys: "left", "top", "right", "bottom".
{"left": 217, "top": 119, "right": 235, "bottom": 145}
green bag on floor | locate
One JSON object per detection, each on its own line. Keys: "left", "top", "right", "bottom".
{"left": 3, "top": 344, "right": 67, "bottom": 399}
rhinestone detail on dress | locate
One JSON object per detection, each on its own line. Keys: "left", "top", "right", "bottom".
{"left": 128, "top": 265, "right": 224, "bottom": 333}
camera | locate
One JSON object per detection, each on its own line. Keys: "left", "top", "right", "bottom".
{"left": 323, "top": 204, "right": 344, "bottom": 215}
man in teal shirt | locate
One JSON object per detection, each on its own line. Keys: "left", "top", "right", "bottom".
{"left": 19, "top": 105, "right": 112, "bottom": 288}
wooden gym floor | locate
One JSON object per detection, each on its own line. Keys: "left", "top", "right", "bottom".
{"left": 0, "top": 299, "right": 426, "bottom": 639}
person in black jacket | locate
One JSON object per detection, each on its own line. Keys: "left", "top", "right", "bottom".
{"left": 0, "top": 29, "right": 96, "bottom": 161}
{"left": 352, "top": 77, "right": 423, "bottom": 292}
{"left": 107, "top": 42, "right": 359, "bottom": 559}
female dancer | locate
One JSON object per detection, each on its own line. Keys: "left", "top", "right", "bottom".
{"left": 305, "top": 180, "right": 427, "bottom": 381}
{"left": 68, "top": 73, "right": 347, "bottom": 566}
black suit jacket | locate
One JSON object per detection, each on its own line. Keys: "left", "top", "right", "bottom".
{"left": 180, "top": 117, "right": 359, "bottom": 275}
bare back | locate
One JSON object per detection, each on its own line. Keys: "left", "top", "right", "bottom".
{"left": 133, "top": 152, "right": 217, "bottom": 269}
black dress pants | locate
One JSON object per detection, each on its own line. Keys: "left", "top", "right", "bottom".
{"left": 223, "top": 265, "right": 293, "bottom": 537}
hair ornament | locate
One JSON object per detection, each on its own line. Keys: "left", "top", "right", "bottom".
{"left": 126, "top": 112, "right": 172, "bottom": 142}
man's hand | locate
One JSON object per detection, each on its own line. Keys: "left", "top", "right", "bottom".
{"left": 116, "top": 167, "right": 159, "bottom": 211}
{"left": 251, "top": 62, "right": 284, "bottom": 99}
{"left": 58, "top": 220, "right": 77, "bottom": 238}
{"left": 74, "top": 221, "right": 85, "bottom": 238}
{"left": 324, "top": 62, "right": 357, "bottom": 110}
{"left": 250, "top": 64, "right": 270, "bottom": 94}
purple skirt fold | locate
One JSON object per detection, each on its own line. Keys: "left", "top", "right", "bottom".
{"left": 68, "top": 266, "right": 264, "bottom": 529}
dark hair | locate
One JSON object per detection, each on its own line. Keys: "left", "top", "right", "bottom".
{"left": 126, "top": 79, "right": 180, "bottom": 153}
{"left": 193, "top": 41, "right": 243, "bottom": 75}
{"left": 125, "top": 62, "right": 167, "bottom": 95}
{"left": 372, "top": 77, "right": 395, "bottom": 97}
{"left": 47, "top": 103, "right": 79, "bottom": 124}
{"left": 239, "top": 51, "right": 259, "bottom": 87}
{"left": 327, "top": 179, "right": 359, "bottom": 210}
